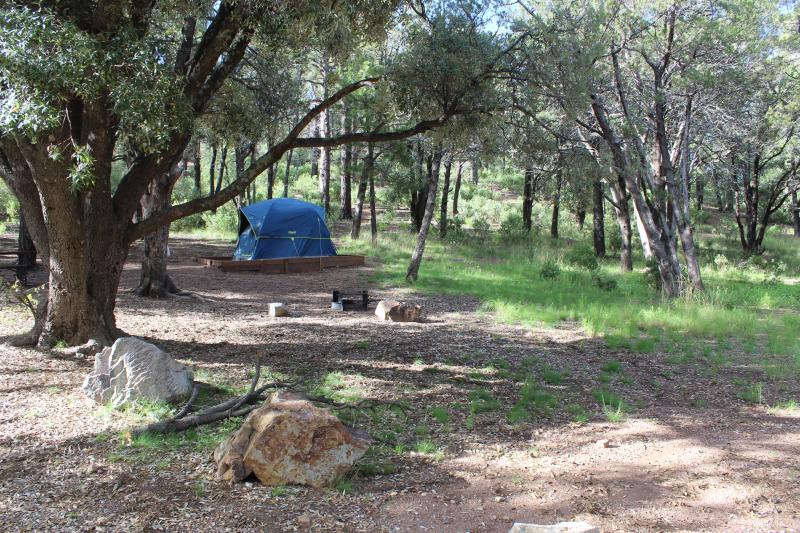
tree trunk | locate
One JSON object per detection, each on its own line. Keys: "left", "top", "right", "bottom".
{"left": 695, "top": 170, "right": 704, "bottom": 211}
{"left": 632, "top": 201, "right": 653, "bottom": 260}
{"left": 350, "top": 144, "right": 373, "bottom": 239}
{"left": 410, "top": 146, "right": 429, "bottom": 231}
{"left": 267, "top": 164, "right": 276, "bottom": 200}
{"left": 592, "top": 179, "right": 605, "bottom": 257}
{"left": 339, "top": 111, "right": 352, "bottom": 219}
{"left": 407, "top": 149, "right": 442, "bottom": 282}
{"left": 369, "top": 162, "right": 378, "bottom": 245}
{"left": 550, "top": 170, "right": 561, "bottom": 239}
{"left": 439, "top": 157, "right": 452, "bottom": 238}
{"left": 791, "top": 189, "right": 800, "bottom": 237}
{"left": 522, "top": 166, "right": 534, "bottom": 231}
{"left": 192, "top": 141, "right": 202, "bottom": 196}
{"left": 283, "top": 149, "right": 293, "bottom": 198}
{"left": 452, "top": 162, "right": 463, "bottom": 216}
{"left": 216, "top": 144, "right": 227, "bottom": 194}
{"left": 609, "top": 178, "right": 633, "bottom": 271}
{"left": 17, "top": 211, "right": 36, "bottom": 271}
{"left": 208, "top": 144, "right": 217, "bottom": 210}
{"left": 471, "top": 158, "right": 479, "bottom": 185}
{"left": 135, "top": 159, "right": 186, "bottom": 298}
{"left": 576, "top": 208, "right": 586, "bottom": 231}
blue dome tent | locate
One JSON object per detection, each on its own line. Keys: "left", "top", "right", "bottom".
{"left": 233, "top": 199, "right": 337, "bottom": 260}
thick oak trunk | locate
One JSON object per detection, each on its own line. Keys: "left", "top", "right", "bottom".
{"left": 135, "top": 166, "right": 183, "bottom": 299}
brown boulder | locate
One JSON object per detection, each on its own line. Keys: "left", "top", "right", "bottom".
{"left": 374, "top": 299, "right": 423, "bottom": 322}
{"left": 213, "top": 392, "right": 371, "bottom": 487}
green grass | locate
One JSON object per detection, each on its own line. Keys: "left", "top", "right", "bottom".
{"left": 738, "top": 382, "right": 764, "bottom": 404}
{"left": 507, "top": 381, "right": 557, "bottom": 424}
{"left": 310, "top": 371, "right": 365, "bottom": 404}
{"left": 541, "top": 365, "right": 567, "bottom": 384}
{"left": 468, "top": 388, "right": 502, "bottom": 414}
{"left": 429, "top": 406, "right": 450, "bottom": 424}
{"left": 340, "top": 229, "right": 800, "bottom": 370}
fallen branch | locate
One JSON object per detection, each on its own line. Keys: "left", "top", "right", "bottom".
{"left": 130, "top": 361, "right": 296, "bottom": 436}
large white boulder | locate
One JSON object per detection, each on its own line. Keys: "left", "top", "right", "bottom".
{"left": 213, "top": 392, "right": 371, "bottom": 487}
{"left": 81, "top": 337, "right": 193, "bottom": 409}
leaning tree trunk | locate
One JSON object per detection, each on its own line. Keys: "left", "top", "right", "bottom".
{"left": 350, "top": 144, "right": 373, "bottom": 240}
{"left": 452, "top": 161, "right": 463, "bottom": 216}
{"left": 135, "top": 161, "right": 185, "bottom": 299}
{"left": 592, "top": 179, "right": 605, "bottom": 257}
{"left": 439, "top": 156, "right": 452, "bottom": 238}
{"left": 522, "top": 166, "right": 534, "bottom": 232}
{"left": 407, "top": 150, "right": 442, "bottom": 282}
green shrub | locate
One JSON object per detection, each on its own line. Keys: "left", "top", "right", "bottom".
{"left": 472, "top": 219, "right": 491, "bottom": 240}
{"left": 498, "top": 213, "right": 528, "bottom": 243}
{"left": 564, "top": 243, "right": 599, "bottom": 271}
{"left": 539, "top": 259, "right": 561, "bottom": 280}
{"left": 644, "top": 258, "right": 662, "bottom": 291}
{"left": 591, "top": 272, "right": 618, "bottom": 291}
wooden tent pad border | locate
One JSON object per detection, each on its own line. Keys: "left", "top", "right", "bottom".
{"left": 195, "top": 255, "right": 365, "bottom": 274}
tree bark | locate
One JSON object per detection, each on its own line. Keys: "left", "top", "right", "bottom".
{"left": 369, "top": 161, "right": 378, "bottom": 245}
{"left": 550, "top": 168, "right": 562, "bottom": 239}
{"left": 192, "top": 141, "right": 202, "bottom": 196}
{"left": 407, "top": 149, "right": 442, "bottom": 282}
{"left": 522, "top": 166, "right": 534, "bottom": 231}
{"left": 471, "top": 158, "right": 479, "bottom": 185}
{"left": 592, "top": 179, "right": 605, "bottom": 257}
{"left": 452, "top": 161, "right": 463, "bottom": 216}
{"left": 339, "top": 111, "right": 353, "bottom": 219}
{"left": 439, "top": 156, "right": 452, "bottom": 238}
{"left": 17, "top": 211, "right": 36, "bottom": 271}
{"left": 792, "top": 189, "right": 800, "bottom": 237}
{"left": 350, "top": 144, "right": 373, "bottom": 239}
{"left": 575, "top": 208, "right": 586, "bottom": 231}
{"left": 135, "top": 158, "right": 186, "bottom": 298}
{"left": 410, "top": 144, "right": 429, "bottom": 231}
{"left": 283, "top": 149, "right": 293, "bottom": 198}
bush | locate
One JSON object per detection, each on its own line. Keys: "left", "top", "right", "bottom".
{"left": 691, "top": 208, "right": 712, "bottom": 224}
{"left": 644, "top": 258, "right": 662, "bottom": 291}
{"left": 591, "top": 272, "right": 618, "bottom": 291}
{"left": 608, "top": 225, "right": 622, "bottom": 252}
{"left": 472, "top": 218, "right": 491, "bottom": 241}
{"left": 445, "top": 216, "right": 470, "bottom": 244}
{"left": 564, "top": 243, "right": 599, "bottom": 271}
{"left": 201, "top": 203, "right": 239, "bottom": 236}
{"left": 498, "top": 213, "right": 528, "bottom": 243}
{"left": 171, "top": 212, "right": 205, "bottom": 233}
{"left": 539, "top": 259, "right": 561, "bottom": 280}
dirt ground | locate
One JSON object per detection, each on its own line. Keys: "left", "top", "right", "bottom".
{"left": 1, "top": 234, "right": 799, "bottom": 533}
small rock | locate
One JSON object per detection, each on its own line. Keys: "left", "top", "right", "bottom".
{"left": 508, "top": 522, "right": 599, "bottom": 533}
{"left": 374, "top": 299, "right": 423, "bottom": 322}
{"left": 494, "top": 495, "right": 506, "bottom": 502}
{"left": 296, "top": 514, "right": 311, "bottom": 526}
{"left": 269, "top": 303, "right": 290, "bottom": 317}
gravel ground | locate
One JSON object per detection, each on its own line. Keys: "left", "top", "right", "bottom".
{"left": 1, "top": 234, "right": 799, "bottom": 532}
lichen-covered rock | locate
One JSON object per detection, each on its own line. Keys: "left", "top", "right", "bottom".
{"left": 213, "top": 392, "right": 371, "bottom": 487}
{"left": 374, "top": 299, "right": 423, "bottom": 322}
{"left": 81, "top": 337, "right": 193, "bottom": 409}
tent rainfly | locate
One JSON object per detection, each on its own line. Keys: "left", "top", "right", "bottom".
{"left": 233, "top": 198, "right": 337, "bottom": 260}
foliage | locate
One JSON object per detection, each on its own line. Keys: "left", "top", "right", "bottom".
{"left": 564, "top": 243, "right": 598, "bottom": 271}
